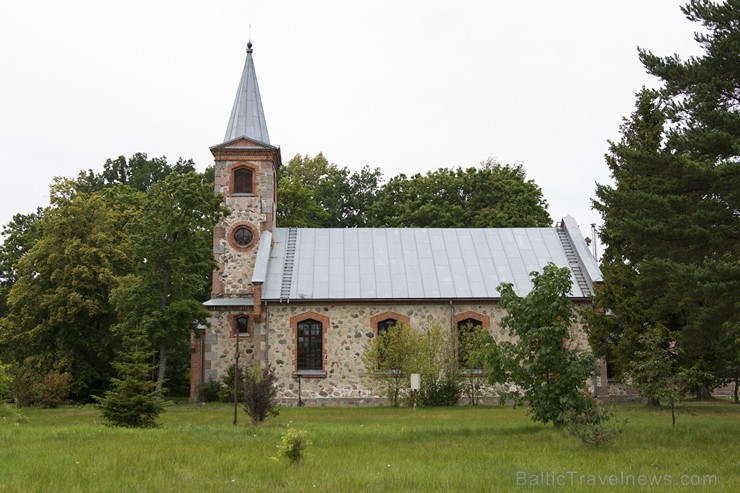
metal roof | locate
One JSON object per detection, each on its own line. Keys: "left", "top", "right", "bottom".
{"left": 223, "top": 42, "right": 270, "bottom": 144}
{"left": 258, "top": 217, "right": 601, "bottom": 301}
{"left": 203, "top": 297, "right": 254, "bottom": 307}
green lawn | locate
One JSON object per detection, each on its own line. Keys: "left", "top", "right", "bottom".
{"left": 0, "top": 400, "right": 737, "bottom": 492}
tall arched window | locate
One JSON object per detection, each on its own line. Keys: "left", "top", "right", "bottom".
{"left": 233, "top": 167, "right": 253, "bottom": 194}
{"left": 297, "top": 319, "right": 323, "bottom": 371}
{"left": 457, "top": 318, "right": 483, "bottom": 369}
{"left": 376, "top": 318, "right": 397, "bottom": 366}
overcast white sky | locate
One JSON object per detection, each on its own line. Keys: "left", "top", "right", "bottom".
{"left": 0, "top": 1, "right": 702, "bottom": 253}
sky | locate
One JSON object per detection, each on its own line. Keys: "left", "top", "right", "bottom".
{"left": 0, "top": 1, "right": 702, "bottom": 255}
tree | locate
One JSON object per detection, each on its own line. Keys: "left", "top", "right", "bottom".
{"left": 370, "top": 162, "right": 551, "bottom": 228}
{"left": 458, "top": 323, "right": 493, "bottom": 405}
{"left": 76, "top": 153, "right": 197, "bottom": 193}
{"left": 592, "top": 0, "right": 739, "bottom": 394}
{"left": 486, "top": 264, "right": 595, "bottom": 426}
{"left": 415, "top": 324, "right": 460, "bottom": 406}
{"left": 0, "top": 183, "right": 131, "bottom": 398}
{"left": 277, "top": 153, "right": 383, "bottom": 228}
{"left": 0, "top": 209, "right": 43, "bottom": 317}
{"left": 625, "top": 325, "right": 691, "bottom": 426}
{"left": 111, "top": 172, "right": 224, "bottom": 392}
{"left": 362, "top": 322, "right": 418, "bottom": 406}
{"left": 0, "top": 358, "right": 11, "bottom": 401}
{"left": 95, "top": 323, "right": 165, "bottom": 428}
{"left": 242, "top": 365, "right": 280, "bottom": 425}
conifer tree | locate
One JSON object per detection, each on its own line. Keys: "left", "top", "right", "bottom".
{"left": 96, "top": 321, "right": 165, "bottom": 428}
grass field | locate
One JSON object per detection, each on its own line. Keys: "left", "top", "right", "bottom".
{"left": 0, "top": 400, "right": 737, "bottom": 492}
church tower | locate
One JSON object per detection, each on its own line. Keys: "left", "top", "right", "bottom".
{"left": 193, "top": 42, "right": 281, "bottom": 392}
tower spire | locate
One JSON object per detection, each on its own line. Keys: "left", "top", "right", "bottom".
{"left": 223, "top": 40, "right": 270, "bottom": 144}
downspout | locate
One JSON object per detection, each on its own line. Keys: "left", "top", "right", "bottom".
{"left": 200, "top": 328, "right": 205, "bottom": 385}
{"left": 264, "top": 302, "right": 270, "bottom": 367}
{"left": 450, "top": 300, "right": 455, "bottom": 361}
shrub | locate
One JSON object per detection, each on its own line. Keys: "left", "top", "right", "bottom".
{"left": 8, "top": 366, "right": 38, "bottom": 407}
{"left": 564, "top": 395, "right": 626, "bottom": 447}
{"left": 0, "top": 404, "right": 27, "bottom": 425}
{"left": 243, "top": 366, "right": 279, "bottom": 425}
{"left": 32, "top": 371, "right": 72, "bottom": 408}
{"left": 419, "top": 376, "right": 461, "bottom": 406}
{"left": 277, "top": 428, "right": 310, "bottom": 464}
{"left": 0, "top": 360, "right": 11, "bottom": 402}
{"left": 196, "top": 379, "right": 222, "bottom": 403}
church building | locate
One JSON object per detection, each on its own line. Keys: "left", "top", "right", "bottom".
{"left": 189, "top": 43, "right": 604, "bottom": 404}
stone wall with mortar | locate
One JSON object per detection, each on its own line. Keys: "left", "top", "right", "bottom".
{"left": 207, "top": 300, "right": 594, "bottom": 404}
{"left": 211, "top": 157, "right": 276, "bottom": 297}
{"left": 202, "top": 309, "right": 266, "bottom": 383}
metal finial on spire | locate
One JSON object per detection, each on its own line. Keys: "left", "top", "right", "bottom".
{"left": 247, "top": 40, "right": 253, "bottom": 53}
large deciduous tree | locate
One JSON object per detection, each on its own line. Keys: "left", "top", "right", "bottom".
{"left": 0, "top": 182, "right": 131, "bottom": 398}
{"left": 0, "top": 209, "right": 43, "bottom": 318}
{"left": 277, "top": 153, "right": 383, "bottom": 228}
{"left": 371, "top": 160, "right": 551, "bottom": 228}
{"left": 590, "top": 0, "right": 739, "bottom": 396}
{"left": 111, "top": 172, "right": 224, "bottom": 391}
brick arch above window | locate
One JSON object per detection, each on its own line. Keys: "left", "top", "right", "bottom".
{"left": 369, "top": 311, "right": 411, "bottom": 337}
{"left": 454, "top": 311, "right": 490, "bottom": 330}
{"left": 454, "top": 311, "right": 490, "bottom": 371}
{"left": 227, "top": 162, "right": 259, "bottom": 196}
{"left": 227, "top": 222, "right": 259, "bottom": 252}
{"left": 290, "top": 311, "right": 330, "bottom": 377}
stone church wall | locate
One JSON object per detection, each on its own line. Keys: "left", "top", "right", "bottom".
{"left": 199, "top": 300, "right": 593, "bottom": 405}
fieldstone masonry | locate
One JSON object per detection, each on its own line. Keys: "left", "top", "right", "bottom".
{"left": 199, "top": 301, "right": 594, "bottom": 404}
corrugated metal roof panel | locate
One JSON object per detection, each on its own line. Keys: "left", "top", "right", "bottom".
{"left": 260, "top": 225, "right": 600, "bottom": 301}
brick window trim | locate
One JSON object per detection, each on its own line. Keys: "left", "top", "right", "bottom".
{"left": 369, "top": 311, "right": 411, "bottom": 337}
{"left": 227, "top": 162, "right": 260, "bottom": 197}
{"left": 230, "top": 313, "right": 254, "bottom": 338}
{"left": 227, "top": 222, "right": 259, "bottom": 252}
{"left": 454, "top": 311, "right": 490, "bottom": 331}
{"left": 290, "top": 311, "right": 330, "bottom": 377}
{"left": 454, "top": 311, "right": 490, "bottom": 372}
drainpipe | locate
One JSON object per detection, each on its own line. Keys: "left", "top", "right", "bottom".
{"left": 264, "top": 302, "right": 270, "bottom": 366}
{"left": 200, "top": 328, "right": 205, "bottom": 385}
{"left": 450, "top": 300, "right": 455, "bottom": 360}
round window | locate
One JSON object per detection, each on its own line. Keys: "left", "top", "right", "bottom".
{"left": 233, "top": 227, "right": 254, "bottom": 248}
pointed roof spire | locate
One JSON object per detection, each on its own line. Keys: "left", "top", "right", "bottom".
{"left": 223, "top": 40, "right": 270, "bottom": 144}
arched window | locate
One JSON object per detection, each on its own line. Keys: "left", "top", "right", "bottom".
{"left": 233, "top": 167, "right": 253, "bottom": 194}
{"left": 377, "top": 318, "right": 397, "bottom": 338}
{"left": 457, "top": 318, "right": 483, "bottom": 369}
{"left": 236, "top": 315, "right": 249, "bottom": 336}
{"left": 376, "top": 318, "right": 397, "bottom": 366}
{"left": 297, "top": 319, "right": 323, "bottom": 371}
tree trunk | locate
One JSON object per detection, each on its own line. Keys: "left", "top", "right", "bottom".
{"left": 734, "top": 375, "right": 738, "bottom": 404}
{"left": 156, "top": 340, "right": 167, "bottom": 392}
{"left": 155, "top": 266, "right": 171, "bottom": 392}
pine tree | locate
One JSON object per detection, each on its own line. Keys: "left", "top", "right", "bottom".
{"left": 591, "top": 1, "right": 739, "bottom": 394}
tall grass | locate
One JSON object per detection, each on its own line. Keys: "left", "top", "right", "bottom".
{"left": 0, "top": 401, "right": 736, "bottom": 492}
